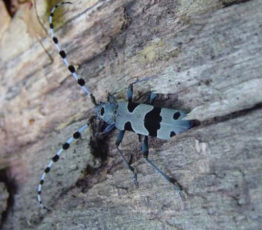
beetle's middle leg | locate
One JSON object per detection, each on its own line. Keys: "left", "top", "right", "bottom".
{"left": 116, "top": 130, "right": 138, "bottom": 186}
{"left": 141, "top": 136, "right": 184, "bottom": 195}
{"left": 142, "top": 90, "right": 181, "bottom": 189}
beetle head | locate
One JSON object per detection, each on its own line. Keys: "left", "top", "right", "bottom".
{"left": 95, "top": 102, "right": 117, "bottom": 124}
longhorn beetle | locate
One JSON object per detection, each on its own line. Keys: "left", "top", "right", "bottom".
{"left": 37, "top": 1, "right": 196, "bottom": 209}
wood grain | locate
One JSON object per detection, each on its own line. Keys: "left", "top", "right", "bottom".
{"left": 0, "top": 0, "right": 261, "bottom": 229}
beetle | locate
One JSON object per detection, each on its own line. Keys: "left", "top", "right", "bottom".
{"left": 37, "top": 1, "right": 196, "bottom": 209}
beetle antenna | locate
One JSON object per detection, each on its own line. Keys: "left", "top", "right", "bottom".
{"left": 37, "top": 123, "right": 88, "bottom": 209}
{"left": 49, "top": 1, "right": 96, "bottom": 104}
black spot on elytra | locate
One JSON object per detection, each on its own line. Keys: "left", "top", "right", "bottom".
{"left": 144, "top": 107, "right": 162, "bottom": 137}
{"left": 124, "top": 121, "right": 134, "bottom": 132}
{"left": 44, "top": 167, "right": 50, "bottom": 173}
{"left": 173, "top": 112, "right": 180, "bottom": 120}
{"left": 170, "top": 131, "right": 176, "bottom": 137}
{"left": 127, "top": 102, "right": 139, "bottom": 112}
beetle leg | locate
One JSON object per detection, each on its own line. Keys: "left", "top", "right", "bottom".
{"left": 149, "top": 92, "right": 157, "bottom": 104}
{"left": 141, "top": 136, "right": 184, "bottom": 197}
{"left": 127, "top": 84, "right": 133, "bottom": 102}
{"left": 116, "top": 130, "right": 138, "bottom": 186}
{"left": 107, "top": 93, "right": 117, "bottom": 104}
{"left": 101, "top": 124, "right": 115, "bottom": 135}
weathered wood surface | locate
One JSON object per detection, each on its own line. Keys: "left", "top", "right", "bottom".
{"left": 0, "top": 0, "right": 262, "bottom": 229}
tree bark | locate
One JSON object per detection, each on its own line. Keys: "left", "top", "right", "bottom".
{"left": 0, "top": 0, "right": 261, "bottom": 229}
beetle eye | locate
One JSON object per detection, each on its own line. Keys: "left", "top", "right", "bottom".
{"left": 100, "top": 107, "right": 105, "bottom": 116}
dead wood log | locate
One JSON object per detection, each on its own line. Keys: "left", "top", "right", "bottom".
{"left": 0, "top": 0, "right": 261, "bottom": 229}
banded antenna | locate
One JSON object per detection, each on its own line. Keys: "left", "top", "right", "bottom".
{"left": 48, "top": 1, "right": 97, "bottom": 105}
{"left": 37, "top": 1, "right": 95, "bottom": 209}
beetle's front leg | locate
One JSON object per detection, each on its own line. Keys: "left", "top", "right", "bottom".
{"left": 127, "top": 83, "right": 133, "bottom": 102}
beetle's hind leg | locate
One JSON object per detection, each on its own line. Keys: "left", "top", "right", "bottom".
{"left": 141, "top": 136, "right": 184, "bottom": 198}
{"left": 115, "top": 130, "right": 138, "bottom": 186}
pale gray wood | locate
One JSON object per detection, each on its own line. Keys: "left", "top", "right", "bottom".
{"left": 0, "top": 0, "right": 261, "bottom": 229}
